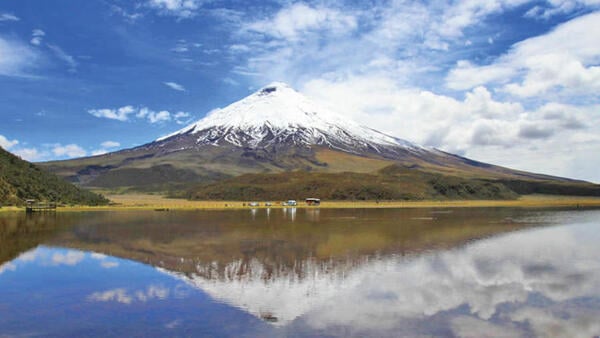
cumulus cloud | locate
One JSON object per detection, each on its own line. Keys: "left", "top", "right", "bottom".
{"left": 246, "top": 3, "right": 358, "bottom": 41}
{"left": 0, "top": 36, "right": 40, "bottom": 76}
{"left": 30, "top": 29, "right": 45, "bottom": 46}
{"left": 446, "top": 11, "right": 600, "bottom": 98}
{"left": 136, "top": 107, "right": 171, "bottom": 123}
{"left": 12, "top": 147, "right": 43, "bottom": 161}
{"left": 164, "top": 81, "right": 186, "bottom": 91}
{"left": 0, "top": 262, "right": 16, "bottom": 275}
{"left": 100, "top": 261, "right": 120, "bottom": 269}
{"left": 89, "top": 105, "right": 192, "bottom": 125}
{"left": 89, "top": 106, "right": 136, "bottom": 121}
{"left": 92, "top": 141, "right": 121, "bottom": 156}
{"left": 0, "top": 134, "right": 19, "bottom": 150}
{"left": 51, "top": 250, "right": 85, "bottom": 266}
{"left": 173, "top": 111, "right": 191, "bottom": 124}
{"left": 147, "top": 0, "right": 201, "bottom": 19}
{"left": 101, "top": 141, "right": 120, "bottom": 148}
{"left": 302, "top": 75, "right": 600, "bottom": 181}
{"left": 52, "top": 144, "right": 87, "bottom": 158}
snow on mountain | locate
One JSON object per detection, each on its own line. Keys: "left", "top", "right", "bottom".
{"left": 156, "top": 82, "right": 422, "bottom": 154}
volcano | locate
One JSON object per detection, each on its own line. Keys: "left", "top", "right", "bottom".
{"left": 42, "top": 83, "right": 600, "bottom": 199}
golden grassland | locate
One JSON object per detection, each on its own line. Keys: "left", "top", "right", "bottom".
{"left": 3, "top": 193, "right": 600, "bottom": 212}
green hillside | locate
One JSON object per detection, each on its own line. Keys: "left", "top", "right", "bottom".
{"left": 180, "top": 165, "right": 519, "bottom": 201}
{"left": 181, "top": 164, "right": 600, "bottom": 201}
{"left": 0, "top": 147, "right": 108, "bottom": 206}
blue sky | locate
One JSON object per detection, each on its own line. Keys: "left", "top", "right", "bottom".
{"left": 1, "top": 0, "right": 599, "bottom": 182}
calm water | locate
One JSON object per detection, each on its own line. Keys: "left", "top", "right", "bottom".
{"left": 1, "top": 207, "right": 600, "bottom": 337}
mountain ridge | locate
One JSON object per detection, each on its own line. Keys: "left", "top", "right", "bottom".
{"left": 41, "top": 83, "right": 600, "bottom": 199}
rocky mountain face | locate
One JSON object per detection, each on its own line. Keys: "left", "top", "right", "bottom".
{"left": 41, "top": 83, "right": 599, "bottom": 198}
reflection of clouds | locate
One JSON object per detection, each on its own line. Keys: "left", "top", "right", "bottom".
{"left": 90, "top": 252, "right": 107, "bottom": 260}
{"left": 89, "top": 251, "right": 119, "bottom": 268}
{"left": 51, "top": 250, "right": 85, "bottom": 266}
{"left": 17, "top": 250, "right": 38, "bottom": 262}
{"left": 164, "top": 218, "right": 600, "bottom": 333}
{"left": 88, "top": 288, "right": 133, "bottom": 304}
{"left": 509, "top": 307, "right": 600, "bottom": 338}
{"left": 87, "top": 285, "right": 170, "bottom": 304}
{"left": 100, "top": 261, "right": 119, "bottom": 269}
{"left": 165, "top": 319, "right": 183, "bottom": 329}
{"left": 306, "top": 223, "right": 600, "bottom": 330}
{"left": 0, "top": 262, "right": 16, "bottom": 275}
{"left": 450, "top": 316, "right": 524, "bottom": 338}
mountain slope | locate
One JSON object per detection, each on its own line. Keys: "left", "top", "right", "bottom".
{"left": 41, "top": 83, "right": 600, "bottom": 198}
{"left": 0, "top": 147, "right": 108, "bottom": 206}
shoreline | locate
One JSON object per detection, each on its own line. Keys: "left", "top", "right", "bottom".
{"left": 2, "top": 194, "right": 600, "bottom": 212}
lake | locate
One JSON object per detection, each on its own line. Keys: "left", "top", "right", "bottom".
{"left": 1, "top": 207, "right": 599, "bottom": 337}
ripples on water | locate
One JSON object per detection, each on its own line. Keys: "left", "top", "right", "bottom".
{"left": 1, "top": 208, "right": 599, "bottom": 337}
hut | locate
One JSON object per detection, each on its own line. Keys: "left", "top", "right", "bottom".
{"left": 305, "top": 198, "right": 321, "bottom": 206}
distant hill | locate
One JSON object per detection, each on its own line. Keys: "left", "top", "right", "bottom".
{"left": 0, "top": 147, "right": 108, "bottom": 206}
{"left": 41, "top": 83, "right": 600, "bottom": 199}
{"left": 179, "top": 165, "right": 600, "bottom": 201}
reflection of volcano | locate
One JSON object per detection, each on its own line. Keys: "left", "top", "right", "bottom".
{"left": 161, "top": 257, "right": 364, "bottom": 325}
{"left": 160, "top": 214, "right": 600, "bottom": 335}
{"left": 4, "top": 209, "right": 600, "bottom": 336}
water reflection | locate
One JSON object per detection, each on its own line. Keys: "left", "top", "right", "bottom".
{"left": 1, "top": 208, "right": 599, "bottom": 337}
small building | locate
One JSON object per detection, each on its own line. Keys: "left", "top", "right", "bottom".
{"left": 305, "top": 198, "right": 321, "bottom": 206}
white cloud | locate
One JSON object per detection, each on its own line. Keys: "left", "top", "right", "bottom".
{"left": 91, "top": 149, "right": 108, "bottom": 156}
{"left": 89, "top": 105, "right": 192, "bottom": 125}
{"left": 303, "top": 75, "right": 600, "bottom": 181}
{"left": 525, "top": 0, "right": 600, "bottom": 19}
{"left": 89, "top": 106, "right": 136, "bottom": 121}
{"left": 136, "top": 107, "right": 172, "bottom": 123}
{"left": 90, "top": 253, "right": 107, "bottom": 260}
{"left": 509, "top": 307, "right": 600, "bottom": 338}
{"left": 0, "top": 134, "right": 19, "bottom": 150}
{"left": 47, "top": 44, "right": 77, "bottom": 72}
{"left": 30, "top": 29, "right": 45, "bottom": 46}
{"left": 446, "top": 11, "right": 600, "bottom": 97}
{"left": 164, "top": 81, "right": 186, "bottom": 91}
{"left": 0, "top": 262, "right": 16, "bottom": 275}
{"left": 51, "top": 250, "right": 85, "bottom": 266}
{"left": 173, "top": 111, "right": 191, "bottom": 124}
{"left": 246, "top": 3, "right": 358, "bottom": 41}
{"left": 92, "top": 141, "right": 121, "bottom": 156}
{"left": 88, "top": 288, "right": 133, "bottom": 304}
{"left": 147, "top": 0, "right": 201, "bottom": 19}
{"left": 100, "top": 261, "right": 120, "bottom": 269}
{"left": 0, "top": 13, "right": 19, "bottom": 22}
{"left": 52, "top": 144, "right": 87, "bottom": 158}
{"left": 101, "top": 141, "right": 120, "bottom": 148}
{"left": 88, "top": 285, "right": 169, "bottom": 304}
{"left": 12, "top": 147, "right": 43, "bottom": 161}
{"left": 110, "top": 4, "right": 143, "bottom": 22}
{"left": 0, "top": 36, "right": 40, "bottom": 76}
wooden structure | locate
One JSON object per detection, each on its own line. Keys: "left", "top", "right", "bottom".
{"left": 25, "top": 199, "right": 57, "bottom": 213}
{"left": 305, "top": 198, "right": 320, "bottom": 206}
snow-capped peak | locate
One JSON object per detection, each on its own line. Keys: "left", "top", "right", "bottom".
{"left": 156, "top": 82, "right": 420, "bottom": 153}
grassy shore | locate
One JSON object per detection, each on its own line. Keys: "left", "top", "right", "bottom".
{"left": 3, "top": 193, "right": 599, "bottom": 212}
